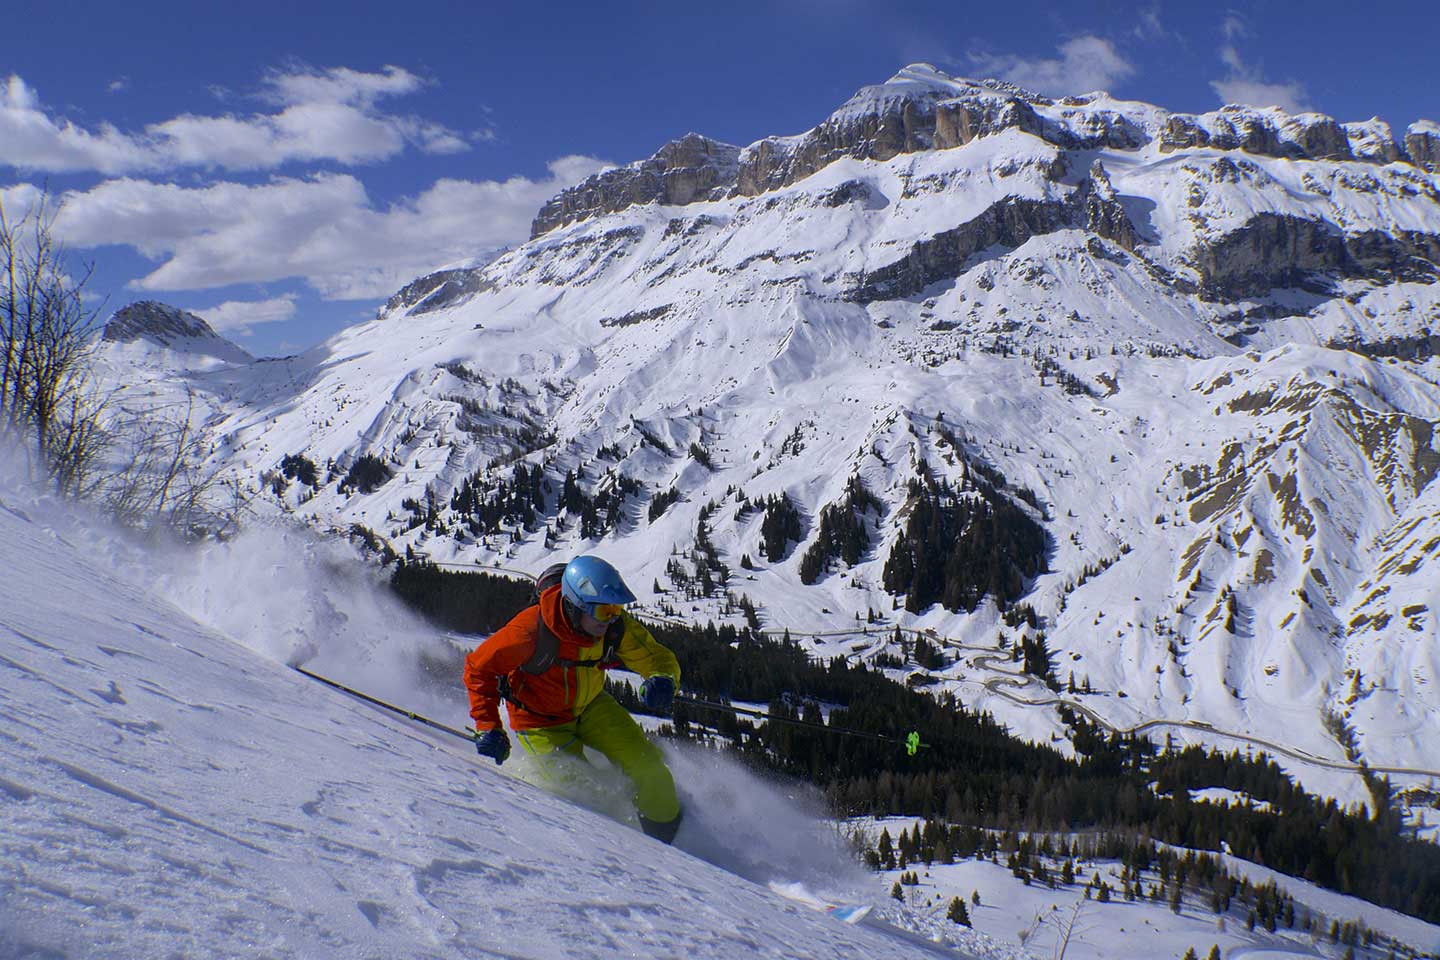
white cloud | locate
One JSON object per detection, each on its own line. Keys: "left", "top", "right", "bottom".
{"left": 48, "top": 155, "right": 610, "bottom": 299}
{"left": 107, "top": 77, "right": 129, "bottom": 94}
{"left": 1, "top": 76, "right": 153, "bottom": 174}
{"left": 1210, "top": 76, "right": 1313, "bottom": 114}
{"left": 0, "top": 65, "right": 477, "bottom": 174}
{"left": 1132, "top": 6, "right": 1177, "bottom": 42}
{"left": 968, "top": 35, "right": 1136, "bottom": 97}
{"left": 1209, "top": 14, "right": 1313, "bottom": 114}
{"left": 1220, "top": 12, "right": 1248, "bottom": 43}
{"left": 192, "top": 295, "right": 297, "bottom": 335}
{"left": 262, "top": 64, "right": 424, "bottom": 107}
{"left": 1, "top": 181, "right": 47, "bottom": 219}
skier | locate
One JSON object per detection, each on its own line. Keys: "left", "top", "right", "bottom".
{"left": 463, "top": 555, "right": 685, "bottom": 843}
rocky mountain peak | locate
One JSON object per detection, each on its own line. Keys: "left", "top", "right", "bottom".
{"left": 529, "top": 64, "right": 1440, "bottom": 238}
{"left": 102, "top": 301, "right": 253, "bottom": 365}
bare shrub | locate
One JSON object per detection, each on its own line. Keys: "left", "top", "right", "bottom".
{"left": 0, "top": 188, "right": 106, "bottom": 482}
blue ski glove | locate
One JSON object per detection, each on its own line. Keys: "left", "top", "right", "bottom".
{"left": 474, "top": 728, "right": 511, "bottom": 765}
{"left": 640, "top": 675, "right": 675, "bottom": 711}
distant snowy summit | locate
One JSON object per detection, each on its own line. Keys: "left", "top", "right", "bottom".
{"left": 532, "top": 62, "right": 1440, "bottom": 237}
{"left": 102, "top": 301, "right": 253, "bottom": 366}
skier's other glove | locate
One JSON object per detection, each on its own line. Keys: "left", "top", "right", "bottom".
{"left": 640, "top": 675, "right": 675, "bottom": 710}
{"left": 474, "top": 729, "right": 511, "bottom": 765}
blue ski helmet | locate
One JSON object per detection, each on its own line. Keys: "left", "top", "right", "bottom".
{"left": 561, "top": 555, "right": 637, "bottom": 618}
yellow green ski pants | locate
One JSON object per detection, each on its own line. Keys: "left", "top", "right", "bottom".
{"left": 515, "top": 691, "right": 680, "bottom": 824}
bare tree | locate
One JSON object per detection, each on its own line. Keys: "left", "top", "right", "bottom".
{"left": 103, "top": 391, "right": 218, "bottom": 534}
{"left": 0, "top": 187, "right": 106, "bottom": 481}
{"left": 0, "top": 189, "right": 254, "bottom": 538}
{"left": 1022, "top": 900, "right": 1094, "bottom": 960}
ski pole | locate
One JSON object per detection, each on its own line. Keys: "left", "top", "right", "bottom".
{"left": 293, "top": 665, "right": 475, "bottom": 742}
{"left": 672, "top": 695, "right": 927, "bottom": 755}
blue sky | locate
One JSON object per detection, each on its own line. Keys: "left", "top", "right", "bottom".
{"left": 4, "top": 0, "right": 1437, "bottom": 356}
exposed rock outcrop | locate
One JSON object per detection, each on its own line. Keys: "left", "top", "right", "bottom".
{"left": 1161, "top": 108, "right": 1355, "bottom": 161}
{"left": 932, "top": 94, "right": 1042, "bottom": 150}
{"left": 1190, "top": 214, "right": 1440, "bottom": 298}
{"left": 843, "top": 161, "right": 1140, "bottom": 303}
{"left": 1075, "top": 160, "right": 1139, "bottom": 251}
{"left": 1344, "top": 119, "right": 1404, "bottom": 164}
{"left": 1331, "top": 328, "right": 1440, "bottom": 362}
{"left": 531, "top": 133, "right": 741, "bottom": 237}
{"left": 843, "top": 197, "right": 1070, "bottom": 303}
{"left": 1407, "top": 121, "right": 1440, "bottom": 172}
{"left": 736, "top": 95, "right": 938, "bottom": 197}
{"left": 383, "top": 266, "right": 495, "bottom": 317}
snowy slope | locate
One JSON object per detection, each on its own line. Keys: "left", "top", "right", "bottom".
{"left": 861, "top": 818, "right": 1440, "bottom": 960}
{"left": 0, "top": 471, "right": 1028, "bottom": 959}
{"left": 91, "top": 64, "right": 1440, "bottom": 806}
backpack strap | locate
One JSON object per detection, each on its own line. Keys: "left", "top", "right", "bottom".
{"left": 518, "top": 608, "right": 624, "bottom": 675}
{"left": 521, "top": 610, "right": 561, "bottom": 675}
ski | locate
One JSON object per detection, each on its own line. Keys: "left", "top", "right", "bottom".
{"left": 823, "top": 903, "right": 873, "bottom": 924}
{"left": 768, "top": 882, "right": 873, "bottom": 925}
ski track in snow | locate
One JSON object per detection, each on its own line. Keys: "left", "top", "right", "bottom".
{"left": 0, "top": 475, "right": 1024, "bottom": 959}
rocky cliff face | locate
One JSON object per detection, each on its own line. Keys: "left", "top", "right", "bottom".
{"left": 845, "top": 160, "right": 1138, "bottom": 303}
{"left": 1408, "top": 121, "right": 1440, "bottom": 172}
{"left": 531, "top": 133, "right": 741, "bottom": 237}
{"left": 1159, "top": 108, "right": 1352, "bottom": 161}
{"left": 530, "top": 65, "right": 1440, "bottom": 238}
{"left": 1190, "top": 214, "right": 1440, "bottom": 299}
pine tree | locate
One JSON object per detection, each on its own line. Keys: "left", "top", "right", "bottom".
{"left": 947, "top": 897, "right": 971, "bottom": 927}
{"left": 891, "top": 881, "right": 904, "bottom": 901}
{"left": 877, "top": 829, "right": 895, "bottom": 870}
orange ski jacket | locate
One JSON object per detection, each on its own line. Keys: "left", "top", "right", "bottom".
{"left": 463, "top": 585, "right": 680, "bottom": 732}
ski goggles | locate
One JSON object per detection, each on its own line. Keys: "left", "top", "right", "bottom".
{"left": 590, "top": 603, "right": 626, "bottom": 623}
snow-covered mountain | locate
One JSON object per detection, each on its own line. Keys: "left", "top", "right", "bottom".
{"left": 94, "top": 64, "right": 1440, "bottom": 802}
{"left": 101, "top": 300, "right": 254, "bottom": 367}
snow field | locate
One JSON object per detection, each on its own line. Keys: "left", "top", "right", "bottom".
{"left": 856, "top": 818, "right": 1440, "bottom": 960}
